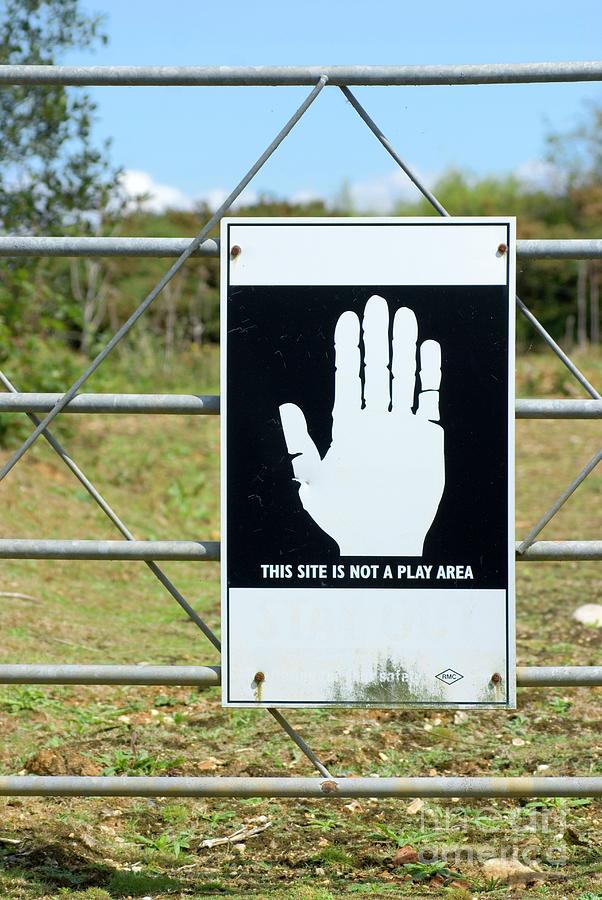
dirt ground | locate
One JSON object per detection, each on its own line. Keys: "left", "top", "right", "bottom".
{"left": 0, "top": 349, "right": 600, "bottom": 899}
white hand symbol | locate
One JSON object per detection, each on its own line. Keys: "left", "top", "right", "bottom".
{"left": 279, "top": 295, "right": 445, "bottom": 556}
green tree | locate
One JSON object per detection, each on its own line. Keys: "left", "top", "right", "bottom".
{"left": 0, "top": 0, "right": 117, "bottom": 233}
{"left": 0, "top": 0, "right": 120, "bottom": 356}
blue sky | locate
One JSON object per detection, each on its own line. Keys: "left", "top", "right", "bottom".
{"left": 66, "top": 0, "right": 602, "bottom": 212}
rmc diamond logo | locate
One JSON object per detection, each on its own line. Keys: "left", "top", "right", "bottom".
{"left": 436, "top": 668, "right": 464, "bottom": 684}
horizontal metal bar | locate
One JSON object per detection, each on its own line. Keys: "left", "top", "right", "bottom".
{"left": 0, "top": 540, "right": 220, "bottom": 560}
{"left": 0, "top": 62, "right": 601, "bottom": 86}
{"left": 0, "top": 393, "right": 220, "bottom": 414}
{"left": 518, "top": 239, "right": 602, "bottom": 259}
{"left": 516, "top": 667, "right": 602, "bottom": 687}
{"left": 517, "top": 541, "right": 602, "bottom": 560}
{"left": 0, "top": 665, "right": 220, "bottom": 685}
{"left": 515, "top": 399, "right": 602, "bottom": 418}
{"left": 0, "top": 237, "right": 600, "bottom": 259}
{"left": 0, "top": 395, "right": 599, "bottom": 418}
{"left": 0, "top": 665, "right": 599, "bottom": 688}
{"left": 0, "top": 775, "right": 601, "bottom": 798}
{"left": 0, "top": 540, "right": 598, "bottom": 560}
{"left": 0, "top": 237, "right": 219, "bottom": 258}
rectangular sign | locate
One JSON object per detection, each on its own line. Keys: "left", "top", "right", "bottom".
{"left": 221, "top": 218, "right": 516, "bottom": 708}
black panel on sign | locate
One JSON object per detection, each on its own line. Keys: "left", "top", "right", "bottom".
{"left": 226, "top": 285, "right": 509, "bottom": 590}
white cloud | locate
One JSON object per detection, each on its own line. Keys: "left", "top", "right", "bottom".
{"left": 200, "top": 186, "right": 259, "bottom": 212}
{"left": 117, "top": 166, "right": 444, "bottom": 217}
{"left": 343, "top": 167, "right": 439, "bottom": 213}
{"left": 116, "top": 157, "right": 570, "bottom": 220}
{"left": 289, "top": 188, "right": 324, "bottom": 206}
{"left": 118, "top": 170, "right": 262, "bottom": 214}
{"left": 513, "top": 159, "right": 567, "bottom": 194}
{"left": 119, "top": 169, "right": 195, "bottom": 213}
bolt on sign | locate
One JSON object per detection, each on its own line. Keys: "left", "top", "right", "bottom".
{"left": 221, "top": 218, "right": 516, "bottom": 708}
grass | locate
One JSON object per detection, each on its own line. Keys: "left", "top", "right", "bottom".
{"left": 0, "top": 345, "right": 600, "bottom": 898}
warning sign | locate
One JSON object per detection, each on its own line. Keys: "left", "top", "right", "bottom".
{"left": 221, "top": 218, "right": 516, "bottom": 708}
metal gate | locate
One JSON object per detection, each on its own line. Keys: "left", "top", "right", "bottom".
{"left": 0, "top": 61, "right": 601, "bottom": 800}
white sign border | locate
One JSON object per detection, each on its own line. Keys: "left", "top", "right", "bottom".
{"left": 221, "top": 217, "right": 516, "bottom": 709}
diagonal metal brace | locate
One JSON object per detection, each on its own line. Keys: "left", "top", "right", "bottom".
{"left": 0, "top": 76, "right": 333, "bottom": 779}
{"left": 0, "top": 369, "right": 332, "bottom": 776}
{"left": 0, "top": 76, "right": 328, "bottom": 483}
{"left": 340, "top": 86, "right": 448, "bottom": 214}
{"left": 340, "top": 86, "right": 601, "bottom": 402}
{"left": 518, "top": 447, "right": 602, "bottom": 553}
{"left": 0, "top": 369, "right": 220, "bottom": 651}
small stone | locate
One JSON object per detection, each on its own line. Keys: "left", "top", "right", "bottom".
{"left": 512, "top": 737, "right": 526, "bottom": 746}
{"left": 454, "top": 711, "right": 469, "bottom": 725}
{"left": 343, "top": 800, "right": 363, "bottom": 814}
{"left": 392, "top": 844, "right": 419, "bottom": 866}
{"left": 482, "top": 857, "right": 543, "bottom": 885}
{"left": 197, "top": 756, "right": 225, "bottom": 771}
{"left": 573, "top": 604, "right": 602, "bottom": 627}
{"left": 25, "top": 748, "right": 100, "bottom": 777}
{"left": 406, "top": 798, "right": 424, "bottom": 815}
{"left": 80, "top": 831, "right": 98, "bottom": 849}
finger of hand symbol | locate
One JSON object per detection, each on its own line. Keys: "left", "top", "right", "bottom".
{"left": 333, "top": 309, "right": 361, "bottom": 422}
{"left": 392, "top": 306, "right": 419, "bottom": 413}
{"left": 362, "top": 295, "right": 390, "bottom": 410}
{"left": 279, "top": 402, "right": 321, "bottom": 482}
{"left": 416, "top": 339, "right": 441, "bottom": 422}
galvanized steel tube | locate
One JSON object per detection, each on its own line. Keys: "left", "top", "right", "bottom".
{"left": 0, "top": 393, "right": 220, "bottom": 414}
{"left": 0, "top": 62, "right": 601, "bottom": 86}
{"left": 517, "top": 667, "right": 602, "bottom": 687}
{"left": 0, "top": 775, "right": 601, "bottom": 798}
{"left": 517, "top": 541, "right": 601, "bottom": 560}
{"left": 0, "top": 539, "right": 597, "bottom": 560}
{"left": 1, "top": 665, "right": 600, "bottom": 687}
{"left": 0, "top": 665, "right": 220, "bottom": 685}
{"left": 518, "top": 239, "right": 602, "bottom": 259}
{"left": 1, "top": 395, "right": 600, "bottom": 418}
{"left": 0, "top": 237, "right": 601, "bottom": 259}
{"left": 0, "top": 237, "right": 220, "bottom": 257}
{"left": 515, "top": 399, "right": 602, "bottom": 418}
{"left": 0, "top": 539, "right": 220, "bottom": 560}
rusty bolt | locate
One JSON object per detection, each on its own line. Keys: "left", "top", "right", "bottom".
{"left": 497, "top": 243, "right": 507, "bottom": 255}
{"left": 321, "top": 779, "right": 338, "bottom": 794}
{"left": 491, "top": 672, "right": 502, "bottom": 685}
{"left": 253, "top": 671, "right": 265, "bottom": 684}
{"left": 230, "top": 244, "right": 242, "bottom": 259}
